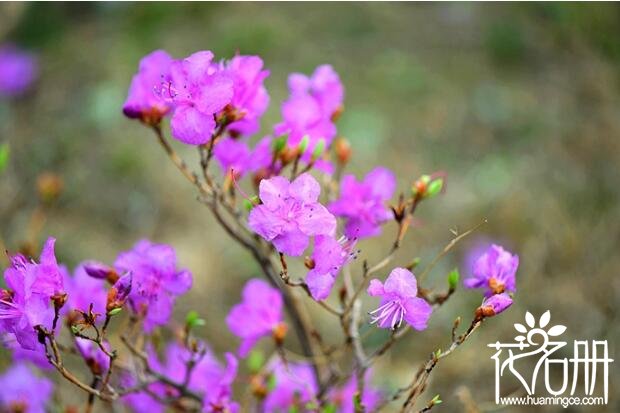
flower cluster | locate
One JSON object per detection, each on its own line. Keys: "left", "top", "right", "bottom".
{"left": 0, "top": 46, "right": 521, "bottom": 413}
{"left": 464, "top": 243, "right": 519, "bottom": 316}
{"left": 0, "top": 238, "right": 64, "bottom": 350}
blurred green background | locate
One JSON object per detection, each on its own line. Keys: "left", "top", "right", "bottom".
{"left": 1, "top": 2, "right": 619, "bottom": 412}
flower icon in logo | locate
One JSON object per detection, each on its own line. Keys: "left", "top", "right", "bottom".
{"left": 513, "top": 311, "right": 566, "bottom": 348}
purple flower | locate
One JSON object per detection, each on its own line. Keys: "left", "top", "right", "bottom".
{"left": 221, "top": 55, "right": 270, "bottom": 136}
{"left": 123, "top": 50, "right": 173, "bottom": 124}
{"left": 114, "top": 240, "right": 192, "bottom": 332}
{"left": 226, "top": 279, "right": 284, "bottom": 357}
{"left": 263, "top": 360, "right": 318, "bottom": 413}
{"left": 122, "top": 341, "right": 238, "bottom": 413}
{"left": 479, "top": 293, "right": 513, "bottom": 317}
{"left": 306, "top": 235, "right": 358, "bottom": 301}
{"left": 214, "top": 136, "right": 272, "bottom": 179}
{"left": 0, "top": 45, "right": 37, "bottom": 97}
{"left": 75, "top": 337, "right": 110, "bottom": 376}
{"left": 63, "top": 264, "right": 107, "bottom": 316}
{"left": 329, "top": 369, "right": 382, "bottom": 413}
{"left": 367, "top": 268, "right": 432, "bottom": 330}
{"left": 329, "top": 167, "right": 396, "bottom": 239}
{"left": 2, "top": 335, "right": 51, "bottom": 370}
{"left": 0, "top": 238, "right": 64, "bottom": 349}
{"left": 249, "top": 173, "right": 336, "bottom": 256}
{"left": 0, "top": 363, "right": 53, "bottom": 413}
{"left": 274, "top": 65, "right": 343, "bottom": 152}
{"left": 161, "top": 51, "right": 234, "bottom": 145}
{"left": 463, "top": 244, "right": 518, "bottom": 296}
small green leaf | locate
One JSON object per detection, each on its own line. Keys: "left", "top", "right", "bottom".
{"left": 107, "top": 307, "right": 123, "bottom": 316}
{"left": 426, "top": 178, "right": 443, "bottom": 198}
{"left": 434, "top": 348, "right": 442, "bottom": 358}
{"left": 431, "top": 394, "right": 442, "bottom": 405}
{"left": 448, "top": 268, "right": 460, "bottom": 290}
{"left": 247, "top": 349, "right": 265, "bottom": 373}
{"left": 186, "top": 310, "right": 206, "bottom": 329}
{"left": 0, "top": 143, "right": 9, "bottom": 174}
{"left": 70, "top": 325, "right": 79, "bottom": 334}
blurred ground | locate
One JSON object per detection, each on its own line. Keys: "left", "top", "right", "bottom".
{"left": 1, "top": 2, "right": 619, "bottom": 412}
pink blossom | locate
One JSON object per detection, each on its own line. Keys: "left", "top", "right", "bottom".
{"left": 249, "top": 173, "right": 336, "bottom": 256}
{"left": 367, "top": 268, "right": 432, "bottom": 330}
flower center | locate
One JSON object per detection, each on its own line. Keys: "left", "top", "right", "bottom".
{"left": 369, "top": 300, "right": 406, "bottom": 330}
{"left": 488, "top": 277, "right": 505, "bottom": 294}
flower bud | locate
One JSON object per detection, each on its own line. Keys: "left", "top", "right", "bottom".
{"left": 37, "top": 172, "right": 64, "bottom": 203}
{"left": 311, "top": 139, "right": 326, "bottom": 161}
{"left": 51, "top": 292, "right": 68, "bottom": 313}
{"left": 83, "top": 261, "right": 118, "bottom": 283}
{"left": 106, "top": 273, "right": 132, "bottom": 313}
{"left": 334, "top": 137, "right": 352, "bottom": 165}
{"left": 272, "top": 322, "right": 287, "bottom": 346}
{"left": 475, "top": 293, "right": 513, "bottom": 318}
{"left": 298, "top": 135, "right": 310, "bottom": 154}
{"left": 272, "top": 135, "right": 288, "bottom": 154}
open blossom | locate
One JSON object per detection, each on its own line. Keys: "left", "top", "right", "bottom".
{"left": 329, "top": 369, "right": 382, "bottom": 413}
{"left": 249, "top": 173, "right": 336, "bottom": 256}
{"left": 214, "top": 136, "right": 272, "bottom": 179}
{"left": 329, "top": 167, "right": 396, "bottom": 239}
{"left": 463, "top": 244, "right": 518, "bottom": 296}
{"left": 306, "top": 235, "right": 358, "bottom": 301}
{"left": 123, "top": 50, "right": 173, "bottom": 124}
{"left": 221, "top": 55, "right": 270, "bottom": 136}
{"left": 226, "top": 279, "right": 284, "bottom": 357}
{"left": 114, "top": 239, "right": 192, "bottom": 332}
{"left": 274, "top": 65, "right": 343, "bottom": 151}
{"left": 367, "top": 268, "right": 432, "bottom": 330}
{"left": 0, "top": 44, "right": 37, "bottom": 97}
{"left": 122, "top": 342, "right": 238, "bottom": 413}
{"left": 2, "top": 336, "right": 50, "bottom": 370}
{"left": 0, "top": 363, "right": 53, "bottom": 413}
{"left": 478, "top": 293, "right": 513, "bottom": 317}
{"left": 263, "top": 360, "right": 318, "bottom": 413}
{"left": 160, "top": 51, "right": 234, "bottom": 145}
{"left": 0, "top": 238, "right": 64, "bottom": 349}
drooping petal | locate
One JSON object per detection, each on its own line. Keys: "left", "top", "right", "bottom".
{"left": 248, "top": 206, "right": 285, "bottom": 241}
{"left": 170, "top": 105, "right": 215, "bottom": 145}
{"left": 306, "top": 270, "right": 335, "bottom": 301}
{"left": 403, "top": 297, "right": 433, "bottom": 331}
{"left": 273, "top": 228, "right": 310, "bottom": 256}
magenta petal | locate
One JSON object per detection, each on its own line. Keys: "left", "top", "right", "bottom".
{"left": 170, "top": 105, "right": 215, "bottom": 145}
{"left": 273, "top": 228, "right": 309, "bottom": 256}
{"left": 248, "top": 206, "right": 285, "bottom": 241}
{"left": 403, "top": 297, "right": 432, "bottom": 331}
{"left": 367, "top": 279, "right": 385, "bottom": 296}
{"left": 365, "top": 167, "right": 396, "bottom": 200}
{"left": 306, "top": 270, "right": 335, "bottom": 301}
{"left": 383, "top": 268, "right": 418, "bottom": 298}
{"left": 298, "top": 203, "right": 336, "bottom": 236}
{"left": 258, "top": 176, "right": 290, "bottom": 209}
{"left": 197, "top": 72, "right": 234, "bottom": 114}
{"left": 289, "top": 173, "right": 321, "bottom": 204}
